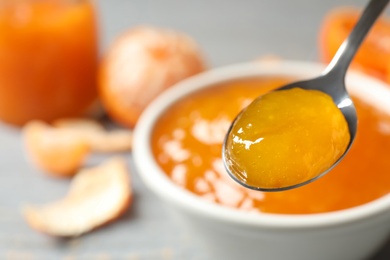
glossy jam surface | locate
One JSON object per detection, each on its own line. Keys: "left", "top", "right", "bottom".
{"left": 225, "top": 87, "right": 350, "bottom": 190}
{"left": 151, "top": 78, "right": 390, "bottom": 214}
{"left": 0, "top": 0, "right": 98, "bottom": 125}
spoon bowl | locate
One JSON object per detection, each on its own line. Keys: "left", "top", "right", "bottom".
{"left": 223, "top": 0, "right": 389, "bottom": 191}
{"left": 223, "top": 74, "right": 357, "bottom": 192}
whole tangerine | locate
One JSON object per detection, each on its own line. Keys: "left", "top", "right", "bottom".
{"left": 99, "top": 26, "right": 206, "bottom": 128}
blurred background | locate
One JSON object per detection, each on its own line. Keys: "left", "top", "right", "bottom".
{"left": 1, "top": 0, "right": 389, "bottom": 259}
{"left": 98, "top": 0, "right": 366, "bottom": 66}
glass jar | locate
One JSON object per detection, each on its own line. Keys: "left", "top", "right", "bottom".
{"left": 0, "top": 0, "right": 99, "bottom": 126}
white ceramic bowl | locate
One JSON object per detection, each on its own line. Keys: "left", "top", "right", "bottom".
{"left": 133, "top": 61, "right": 390, "bottom": 260}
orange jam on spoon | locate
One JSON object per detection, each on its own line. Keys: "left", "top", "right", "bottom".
{"left": 224, "top": 87, "right": 350, "bottom": 190}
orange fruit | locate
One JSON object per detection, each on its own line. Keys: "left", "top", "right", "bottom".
{"left": 23, "top": 121, "right": 90, "bottom": 177}
{"left": 319, "top": 7, "right": 390, "bottom": 82}
{"left": 99, "top": 26, "right": 206, "bottom": 128}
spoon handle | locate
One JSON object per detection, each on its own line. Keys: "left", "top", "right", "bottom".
{"left": 323, "top": 0, "right": 389, "bottom": 78}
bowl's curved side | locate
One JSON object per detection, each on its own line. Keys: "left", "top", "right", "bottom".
{"left": 133, "top": 60, "right": 390, "bottom": 259}
{"left": 133, "top": 61, "right": 390, "bottom": 229}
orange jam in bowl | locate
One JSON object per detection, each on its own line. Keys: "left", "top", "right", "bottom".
{"left": 151, "top": 76, "right": 390, "bottom": 215}
{"left": 134, "top": 62, "right": 390, "bottom": 260}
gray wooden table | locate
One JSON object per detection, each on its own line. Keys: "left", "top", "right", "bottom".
{"left": 1, "top": 0, "right": 390, "bottom": 259}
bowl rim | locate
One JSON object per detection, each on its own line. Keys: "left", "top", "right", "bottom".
{"left": 133, "top": 60, "right": 390, "bottom": 229}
